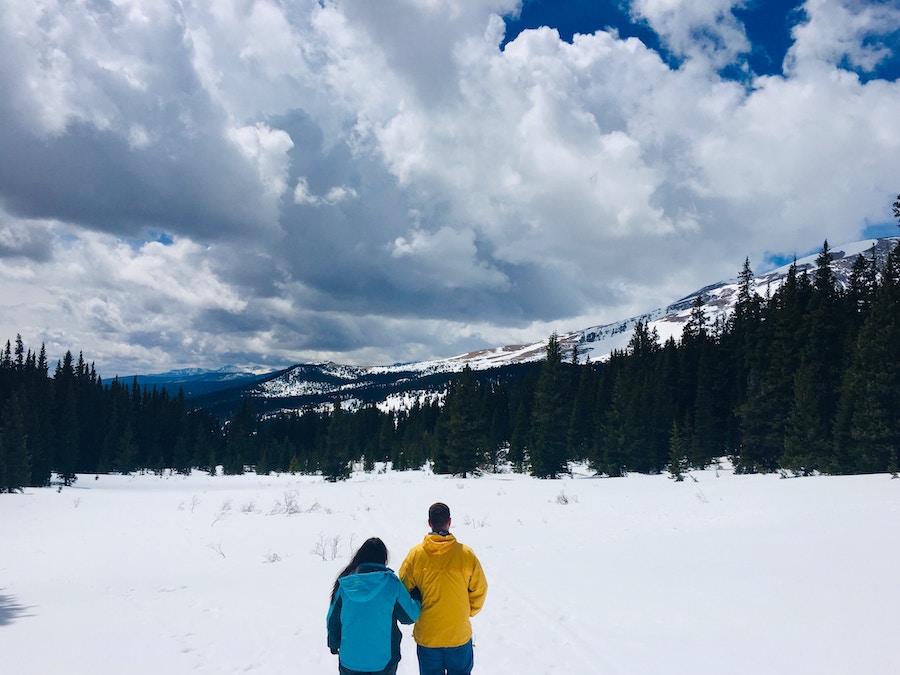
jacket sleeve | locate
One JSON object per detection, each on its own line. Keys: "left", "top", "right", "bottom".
{"left": 467, "top": 553, "right": 488, "bottom": 617}
{"left": 398, "top": 549, "right": 416, "bottom": 590}
{"left": 326, "top": 593, "right": 343, "bottom": 650}
{"left": 392, "top": 577, "right": 421, "bottom": 625}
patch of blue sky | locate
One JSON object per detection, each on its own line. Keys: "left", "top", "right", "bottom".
{"left": 502, "top": 0, "right": 683, "bottom": 69}
{"left": 121, "top": 231, "right": 174, "bottom": 251}
{"left": 862, "top": 221, "right": 900, "bottom": 239}
{"left": 734, "top": 0, "right": 806, "bottom": 77}
{"left": 762, "top": 220, "right": 899, "bottom": 271}
{"left": 762, "top": 251, "right": 801, "bottom": 270}
{"left": 846, "top": 30, "right": 900, "bottom": 83}
{"left": 503, "top": 0, "right": 899, "bottom": 83}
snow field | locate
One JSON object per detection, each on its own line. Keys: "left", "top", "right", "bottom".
{"left": 1, "top": 466, "right": 898, "bottom": 674}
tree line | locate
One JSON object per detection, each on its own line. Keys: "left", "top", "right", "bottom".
{"left": 1, "top": 239, "right": 898, "bottom": 491}
{"left": 0, "top": 344, "right": 224, "bottom": 491}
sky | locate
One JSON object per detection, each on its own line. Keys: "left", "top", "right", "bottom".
{"left": 1, "top": 0, "right": 899, "bottom": 377}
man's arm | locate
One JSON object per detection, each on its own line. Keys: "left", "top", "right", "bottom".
{"left": 398, "top": 549, "right": 416, "bottom": 590}
{"left": 467, "top": 554, "right": 488, "bottom": 617}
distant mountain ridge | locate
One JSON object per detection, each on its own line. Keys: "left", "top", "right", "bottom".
{"left": 130, "top": 365, "right": 273, "bottom": 397}
{"left": 149, "top": 236, "right": 898, "bottom": 416}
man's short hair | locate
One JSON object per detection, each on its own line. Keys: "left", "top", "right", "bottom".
{"left": 428, "top": 502, "right": 451, "bottom": 530}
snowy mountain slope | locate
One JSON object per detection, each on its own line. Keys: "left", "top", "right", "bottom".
{"left": 242, "top": 362, "right": 540, "bottom": 418}
{"left": 249, "top": 236, "right": 898, "bottom": 409}
{"left": 558, "top": 236, "right": 898, "bottom": 365}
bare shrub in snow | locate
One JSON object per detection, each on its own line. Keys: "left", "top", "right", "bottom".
{"left": 283, "top": 491, "right": 301, "bottom": 514}
{"left": 207, "top": 541, "right": 226, "bottom": 558}
{"left": 464, "top": 514, "right": 488, "bottom": 528}
{"left": 555, "top": 489, "right": 577, "bottom": 505}
{"left": 268, "top": 492, "right": 324, "bottom": 515}
{"left": 211, "top": 499, "right": 232, "bottom": 527}
{"left": 311, "top": 533, "right": 342, "bottom": 561}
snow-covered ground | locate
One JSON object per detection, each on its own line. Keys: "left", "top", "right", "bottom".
{"left": 2, "top": 465, "right": 898, "bottom": 674}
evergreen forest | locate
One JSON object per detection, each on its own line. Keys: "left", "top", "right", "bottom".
{"left": 1, "top": 240, "right": 898, "bottom": 492}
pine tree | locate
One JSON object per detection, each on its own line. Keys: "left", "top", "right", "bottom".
{"left": 691, "top": 343, "right": 722, "bottom": 468}
{"left": 56, "top": 386, "right": 80, "bottom": 486}
{"left": 24, "top": 345, "right": 53, "bottom": 486}
{"left": 485, "top": 399, "right": 510, "bottom": 472}
{"left": 438, "top": 366, "right": 484, "bottom": 476}
{"left": 736, "top": 258, "right": 755, "bottom": 310}
{"left": 595, "top": 372, "right": 632, "bottom": 477}
{"left": 627, "top": 320, "right": 660, "bottom": 358}
{"left": 322, "top": 400, "right": 351, "bottom": 481}
{"left": 14, "top": 334, "right": 25, "bottom": 371}
{"left": 622, "top": 323, "right": 666, "bottom": 473}
{"left": 508, "top": 376, "right": 534, "bottom": 473}
{"left": 846, "top": 253, "right": 876, "bottom": 319}
{"left": 224, "top": 397, "right": 257, "bottom": 475}
{"left": 731, "top": 256, "right": 763, "bottom": 351}
{"left": 1, "top": 394, "right": 31, "bottom": 491}
{"left": 567, "top": 361, "right": 598, "bottom": 463}
{"left": 832, "top": 243, "right": 900, "bottom": 472}
{"left": 781, "top": 361, "right": 827, "bottom": 475}
{"left": 113, "top": 423, "right": 139, "bottom": 474}
{"left": 683, "top": 296, "right": 708, "bottom": 342}
{"left": 668, "top": 421, "right": 689, "bottom": 482}
{"left": 784, "top": 241, "right": 846, "bottom": 471}
{"left": 735, "top": 363, "right": 789, "bottom": 473}
{"left": 833, "top": 314, "right": 900, "bottom": 473}
{"left": 377, "top": 414, "right": 395, "bottom": 466}
{"left": 812, "top": 240, "right": 836, "bottom": 299}
{"left": 529, "top": 334, "right": 569, "bottom": 478}
{"left": 734, "top": 259, "right": 809, "bottom": 473}
{"left": 37, "top": 344, "right": 48, "bottom": 374}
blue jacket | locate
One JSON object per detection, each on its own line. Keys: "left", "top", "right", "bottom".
{"left": 327, "top": 563, "right": 421, "bottom": 672}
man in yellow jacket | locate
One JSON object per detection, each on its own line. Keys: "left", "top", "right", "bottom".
{"left": 399, "top": 502, "right": 488, "bottom": 675}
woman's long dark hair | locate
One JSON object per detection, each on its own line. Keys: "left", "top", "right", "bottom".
{"left": 330, "top": 537, "right": 388, "bottom": 603}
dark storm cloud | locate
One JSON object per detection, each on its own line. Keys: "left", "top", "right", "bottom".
{"left": 0, "top": 117, "right": 269, "bottom": 240}
{"left": 0, "top": 7, "right": 273, "bottom": 244}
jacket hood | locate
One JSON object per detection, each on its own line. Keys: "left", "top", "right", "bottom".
{"left": 422, "top": 532, "right": 457, "bottom": 555}
{"left": 338, "top": 564, "right": 394, "bottom": 602}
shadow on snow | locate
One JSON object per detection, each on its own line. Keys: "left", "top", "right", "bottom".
{"left": 0, "top": 591, "right": 35, "bottom": 626}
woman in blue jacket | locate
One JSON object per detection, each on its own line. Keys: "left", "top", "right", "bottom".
{"left": 327, "top": 537, "right": 421, "bottom": 675}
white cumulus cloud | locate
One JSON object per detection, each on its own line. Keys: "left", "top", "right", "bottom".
{"left": 0, "top": 0, "right": 898, "bottom": 374}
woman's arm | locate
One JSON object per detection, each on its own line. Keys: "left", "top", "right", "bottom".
{"left": 326, "top": 592, "right": 343, "bottom": 651}
{"left": 393, "top": 577, "right": 421, "bottom": 625}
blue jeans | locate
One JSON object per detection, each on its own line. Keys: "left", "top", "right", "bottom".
{"left": 416, "top": 640, "right": 474, "bottom": 675}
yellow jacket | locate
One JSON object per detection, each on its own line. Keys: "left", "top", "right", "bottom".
{"left": 399, "top": 533, "right": 488, "bottom": 648}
